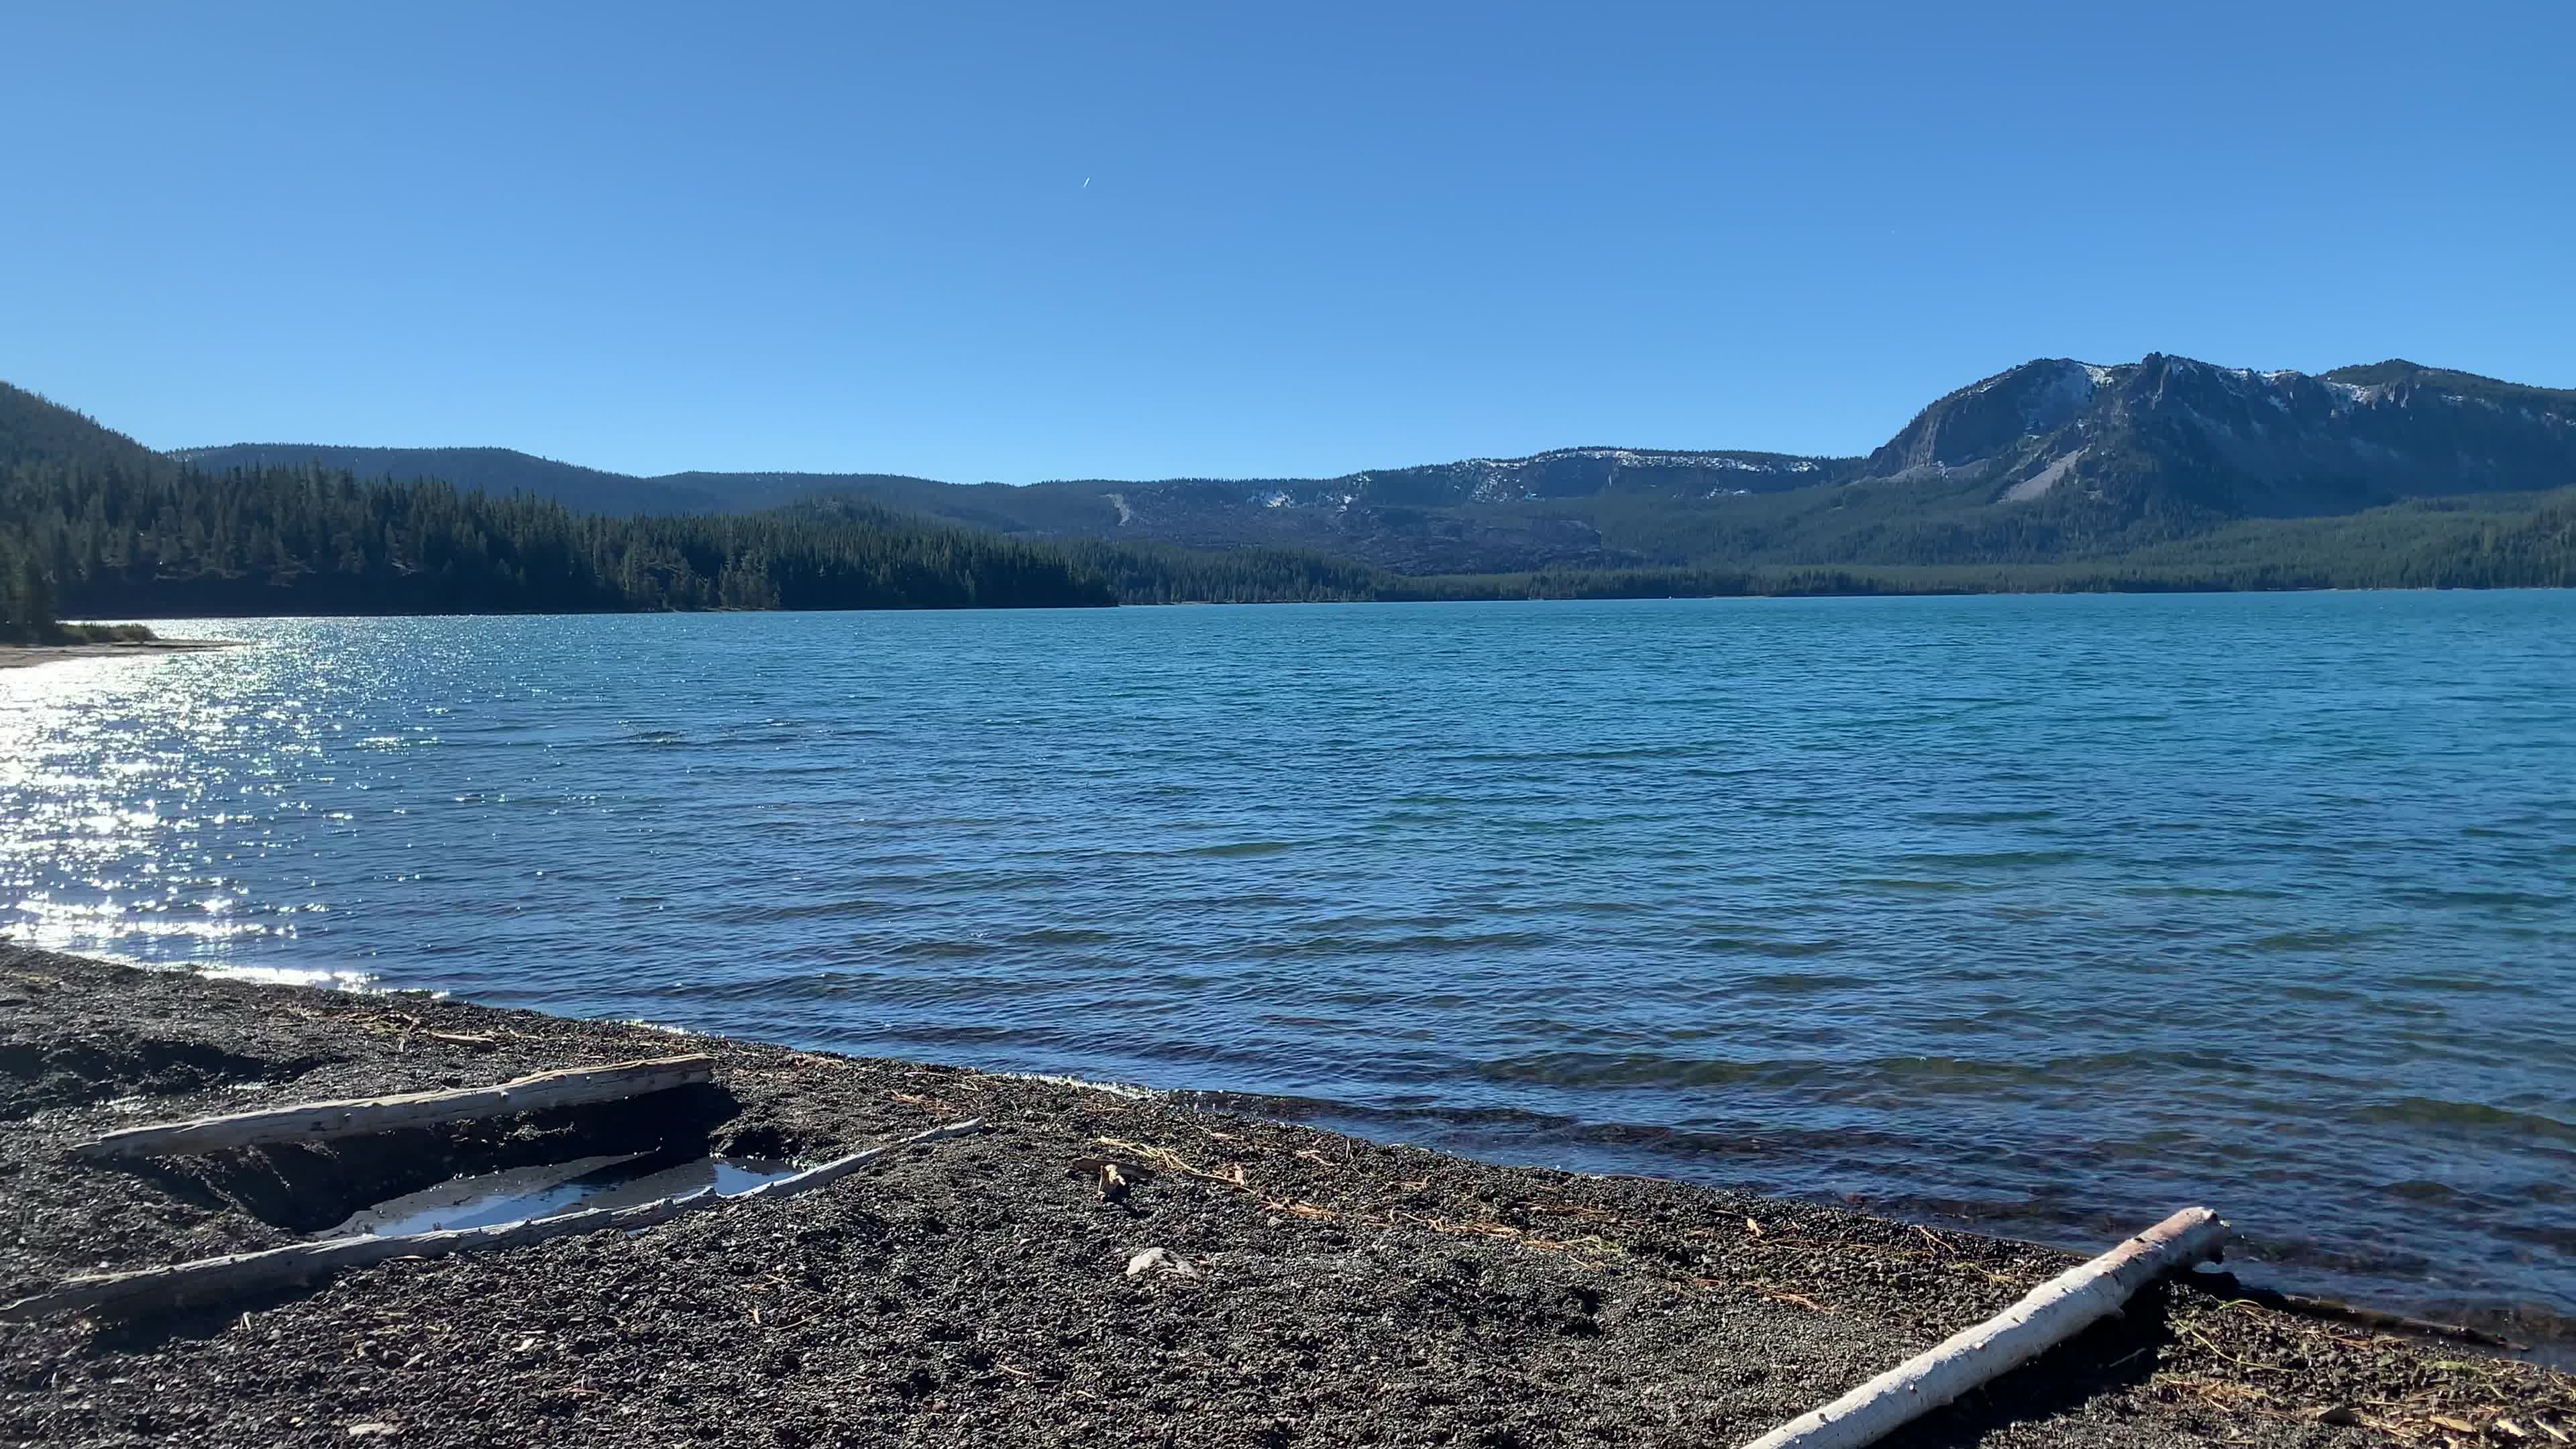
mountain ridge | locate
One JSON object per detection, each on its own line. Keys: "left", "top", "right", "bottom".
{"left": 61, "top": 352, "right": 2576, "bottom": 575}
{"left": 8, "top": 366, "right": 2571, "bottom": 606}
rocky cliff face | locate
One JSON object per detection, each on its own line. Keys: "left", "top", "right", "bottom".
{"left": 1856, "top": 356, "right": 2576, "bottom": 518}
{"left": 1864, "top": 359, "right": 2110, "bottom": 478}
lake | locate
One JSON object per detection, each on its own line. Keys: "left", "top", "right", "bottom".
{"left": 5, "top": 592, "right": 2571, "bottom": 1325}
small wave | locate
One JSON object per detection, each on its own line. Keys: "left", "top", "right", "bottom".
{"left": 1246, "top": 930, "right": 1550, "bottom": 961}
{"left": 1298, "top": 912, "right": 1476, "bottom": 933}
{"left": 1545, "top": 900, "right": 1652, "bottom": 916}
{"left": 1868, "top": 1055, "right": 2059, "bottom": 1088}
{"left": 1691, "top": 937, "right": 1846, "bottom": 959}
{"left": 883, "top": 938, "right": 1000, "bottom": 961}
{"left": 1006, "top": 927, "right": 1119, "bottom": 947}
{"left": 996, "top": 1071, "right": 1157, "bottom": 1099}
{"left": 195, "top": 961, "right": 382, "bottom": 991}
{"left": 604, "top": 1018, "right": 698, "bottom": 1036}
{"left": 2351, "top": 1097, "right": 2576, "bottom": 1144}
{"left": 2496, "top": 1220, "right": 2576, "bottom": 1255}
{"left": 2385, "top": 888, "right": 2562, "bottom": 910}
{"left": 1180, "top": 1087, "right": 1930, "bottom": 1164}
{"left": 1911, "top": 808, "right": 2061, "bottom": 826}
{"left": 2249, "top": 927, "right": 2394, "bottom": 951}
{"left": 1186, "top": 840, "right": 1297, "bottom": 859}
{"left": 2379, "top": 1178, "right": 2468, "bottom": 1205}
{"left": 703, "top": 898, "right": 904, "bottom": 924}
{"left": 2381, "top": 972, "right": 2525, "bottom": 995}
{"left": 2223, "top": 1233, "right": 2438, "bottom": 1280}
{"left": 1438, "top": 744, "right": 1707, "bottom": 765}
{"left": 1892, "top": 849, "right": 2085, "bottom": 868}
{"left": 1731, "top": 970, "right": 1870, "bottom": 991}
{"left": 1474, "top": 1050, "right": 1771, "bottom": 1090}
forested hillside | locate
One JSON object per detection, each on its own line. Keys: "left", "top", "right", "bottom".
{"left": 3, "top": 461, "right": 1115, "bottom": 616}
{"left": 174, "top": 444, "right": 1010, "bottom": 521}
{"left": 0, "top": 383, "right": 170, "bottom": 474}
{"left": 169, "top": 444, "right": 727, "bottom": 517}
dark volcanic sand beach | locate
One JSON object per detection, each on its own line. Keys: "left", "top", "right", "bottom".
{"left": 1, "top": 946, "right": 2567, "bottom": 1448}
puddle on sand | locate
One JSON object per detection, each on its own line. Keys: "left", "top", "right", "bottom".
{"left": 320, "top": 1154, "right": 802, "bottom": 1238}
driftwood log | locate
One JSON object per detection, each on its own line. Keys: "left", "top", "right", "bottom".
{"left": 1737, "top": 1206, "right": 2232, "bottom": 1449}
{"left": 6, "top": 1117, "right": 985, "bottom": 1321}
{"left": 70, "top": 1055, "right": 718, "bottom": 1161}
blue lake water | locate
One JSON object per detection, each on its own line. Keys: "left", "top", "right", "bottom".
{"left": 5, "top": 593, "right": 2571, "bottom": 1323}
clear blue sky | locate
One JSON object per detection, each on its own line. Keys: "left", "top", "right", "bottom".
{"left": 5, "top": 2, "right": 2569, "bottom": 483}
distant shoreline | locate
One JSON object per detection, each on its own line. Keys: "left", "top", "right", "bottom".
{"left": 0, "top": 638, "right": 242, "bottom": 670}
{"left": 28, "top": 582, "right": 2575, "bottom": 631}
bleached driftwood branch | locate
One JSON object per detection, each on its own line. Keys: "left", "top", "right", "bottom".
{"left": 1736, "top": 1206, "right": 2231, "bottom": 1449}
{"left": 70, "top": 1055, "right": 719, "bottom": 1161}
{"left": 7, "top": 1118, "right": 985, "bottom": 1320}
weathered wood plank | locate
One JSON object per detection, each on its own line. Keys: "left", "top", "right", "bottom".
{"left": 1735, "top": 1206, "right": 2231, "bottom": 1449}
{"left": 70, "top": 1055, "right": 718, "bottom": 1161}
{"left": 7, "top": 1117, "right": 985, "bottom": 1321}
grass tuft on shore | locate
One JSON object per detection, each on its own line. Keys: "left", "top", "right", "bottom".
{"left": 51, "top": 621, "right": 157, "bottom": 644}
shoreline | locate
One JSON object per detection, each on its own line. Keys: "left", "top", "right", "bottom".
{"left": 34, "top": 584, "right": 2576, "bottom": 628}
{"left": 3, "top": 945, "right": 2568, "bottom": 1446}
{"left": 0, "top": 639, "right": 241, "bottom": 669}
